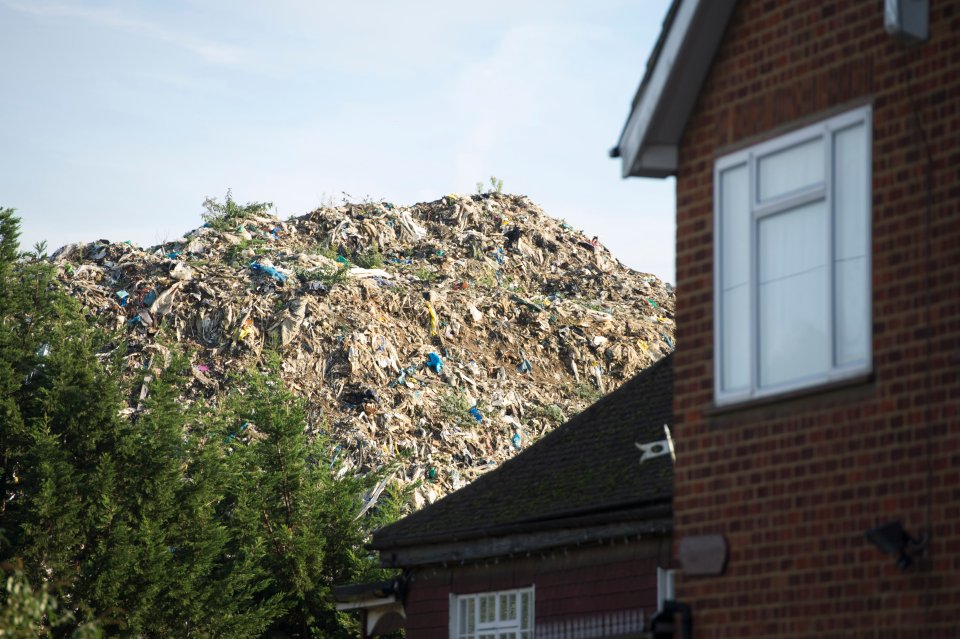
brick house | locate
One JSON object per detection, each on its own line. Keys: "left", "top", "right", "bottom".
{"left": 614, "top": 0, "right": 960, "bottom": 636}
{"left": 337, "top": 355, "right": 675, "bottom": 638}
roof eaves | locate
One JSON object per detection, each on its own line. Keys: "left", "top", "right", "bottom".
{"left": 614, "top": 0, "right": 738, "bottom": 178}
{"left": 371, "top": 497, "right": 672, "bottom": 552}
{"left": 376, "top": 513, "right": 673, "bottom": 569}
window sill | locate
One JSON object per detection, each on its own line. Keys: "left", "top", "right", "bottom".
{"left": 706, "top": 371, "right": 874, "bottom": 417}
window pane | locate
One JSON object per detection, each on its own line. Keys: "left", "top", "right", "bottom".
{"left": 720, "top": 164, "right": 750, "bottom": 288}
{"left": 833, "top": 123, "right": 869, "bottom": 367}
{"left": 499, "top": 593, "right": 516, "bottom": 621}
{"left": 719, "top": 164, "right": 750, "bottom": 392}
{"left": 835, "top": 258, "right": 868, "bottom": 366}
{"left": 758, "top": 137, "right": 824, "bottom": 201}
{"left": 520, "top": 592, "right": 531, "bottom": 629}
{"left": 460, "top": 599, "right": 468, "bottom": 634}
{"left": 833, "top": 123, "right": 868, "bottom": 260}
{"left": 758, "top": 201, "right": 830, "bottom": 387}
{"left": 721, "top": 284, "right": 750, "bottom": 391}
{"left": 480, "top": 595, "right": 494, "bottom": 624}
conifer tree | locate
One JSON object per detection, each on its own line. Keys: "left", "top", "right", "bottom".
{"left": 227, "top": 369, "right": 401, "bottom": 639}
{"left": 1, "top": 209, "right": 403, "bottom": 637}
{"left": 0, "top": 211, "right": 282, "bottom": 636}
{"left": 1, "top": 207, "right": 117, "bottom": 634}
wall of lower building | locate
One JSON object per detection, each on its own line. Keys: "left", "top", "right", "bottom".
{"left": 400, "top": 538, "right": 665, "bottom": 638}
{"left": 674, "top": 0, "right": 960, "bottom": 636}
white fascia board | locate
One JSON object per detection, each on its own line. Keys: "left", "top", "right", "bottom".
{"left": 335, "top": 595, "right": 398, "bottom": 611}
{"left": 619, "top": 0, "right": 699, "bottom": 178}
{"left": 618, "top": 0, "right": 738, "bottom": 178}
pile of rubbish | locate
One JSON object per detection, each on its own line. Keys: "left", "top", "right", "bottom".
{"left": 52, "top": 193, "right": 675, "bottom": 508}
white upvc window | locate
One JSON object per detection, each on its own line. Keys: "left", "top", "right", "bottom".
{"left": 451, "top": 587, "right": 534, "bottom": 639}
{"left": 714, "top": 106, "right": 872, "bottom": 404}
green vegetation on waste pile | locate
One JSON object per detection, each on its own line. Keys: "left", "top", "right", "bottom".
{"left": 438, "top": 390, "right": 475, "bottom": 430}
{"left": 350, "top": 247, "right": 384, "bottom": 270}
{"left": 533, "top": 403, "right": 566, "bottom": 426}
{"left": 476, "top": 268, "right": 498, "bottom": 289}
{"left": 572, "top": 381, "right": 602, "bottom": 404}
{"left": 202, "top": 189, "right": 273, "bottom": 232}
{"left": 0, "top": 208, "right": 406, "bottom": 638}
{"left": 296, "top": 264, "right": 351, "bottom": 287}
{"left": 476, "top": 176, "right": 504, "bottom": 195}
{"left": 308, "top": 243, "right": 339, "bottom": 260}
{"left": 303, "top": 244, "right": 382, "bottom": 271}
{"left": 225, "top": 236, "right": 269, "bottom": 264}
{"left": 413, "top": 267, "right": 437, "bottom": 284}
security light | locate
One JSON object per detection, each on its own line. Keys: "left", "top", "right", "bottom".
{"left": 865, "top": 521, "right": 928, "bottom": 571}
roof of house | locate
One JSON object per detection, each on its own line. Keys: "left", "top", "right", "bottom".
{"left": 612, "top": 0, "right": 737, "bottom": 178}
{"left": 371, "top": 354, "right": 673, "bottom": 554}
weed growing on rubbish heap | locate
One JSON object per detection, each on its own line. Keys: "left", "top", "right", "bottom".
{"left": 296, "top": 264, "right": 350, "bottom": 287}
{"left": 476, "top": 176, "right": 504, "bottom": 194}
{"left": 351, "top": 247, "right": 384, "bottom": 269}
{"left": 202, "top": 189, "right": 273, "bottom": 232}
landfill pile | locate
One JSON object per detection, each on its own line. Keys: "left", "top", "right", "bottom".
{"left": 52, "top": 193, "right": 675, "bottom": 508}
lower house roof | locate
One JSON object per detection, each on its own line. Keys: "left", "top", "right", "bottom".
{"left": 370, "top": 354, "right": 673, "bottom": 564}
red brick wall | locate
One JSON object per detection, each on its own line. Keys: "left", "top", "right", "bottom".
{"left": 674, "top": 0, "right": 960, "bottom": 637}
{"left": 401, "top": 540, "right": 663, "bottom": 638}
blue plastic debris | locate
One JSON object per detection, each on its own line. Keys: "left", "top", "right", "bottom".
{"left": 143, "top": 288, "right": 158, "bottom": 306}
{"left": 271, "top": 226, "right": 281, "bottom": 238}
{"left": 516, "top": 358, "right": 532, "bottom": 374}
{"left": 249, "top": 261, "right": 288, "bottom": 283}
{"left": 512, "top": 432, "right": 521, "bottom": 449}
{"left": 468, "top": 406, "right": 483, "bottom": 423}
{"left": 426, "top": 352, "right": 443, "bottom": 374}
{"left": 165, "top": 251, "right": 181, "bottom": 259}
{"left": 661, "top": 333, "right": 674, "bottom": 351}
{"left": 389, "top": 365, "right": 420, "bottom": 388}
{"left": 116, "top": 290, "right": 129, "bottom": 307}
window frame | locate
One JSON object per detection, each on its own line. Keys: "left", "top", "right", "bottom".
{"left": 449, "top": 586, "right": 534, "bottom": 639}
{"left": 713, "top": 105, "right": 873, "bottom": 405}
{"left": 656, "top": 567, "right": 675, "bottom": 612}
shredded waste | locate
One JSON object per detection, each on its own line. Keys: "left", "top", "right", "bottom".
{"left": 52, "top": 193, "right": 675, "bottom": 508}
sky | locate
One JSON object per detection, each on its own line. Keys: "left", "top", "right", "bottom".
{"left": 0, "top": 0, "right": 676, "bottom": 282}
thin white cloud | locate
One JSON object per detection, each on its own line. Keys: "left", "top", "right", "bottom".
{"left": 2, "top": 0, "right": 248, "bottom": 65}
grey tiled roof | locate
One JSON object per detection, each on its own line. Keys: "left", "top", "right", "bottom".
{"left": 371, "top": 354, "right": 673, "bottom": 550}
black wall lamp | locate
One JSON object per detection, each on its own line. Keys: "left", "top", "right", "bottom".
{"left": 865, "top": 521, "right": 929, "bottom": 570}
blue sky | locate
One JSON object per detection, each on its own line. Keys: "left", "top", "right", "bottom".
{"left": 1, "top": 0, "right": 676, "bottom": 281}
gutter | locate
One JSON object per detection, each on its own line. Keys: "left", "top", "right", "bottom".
{"left": 371, "top": 496, "right": 672, "bottom": 551}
